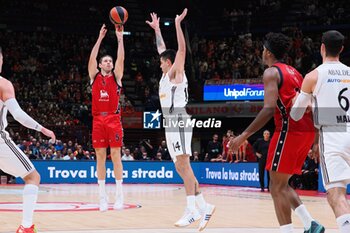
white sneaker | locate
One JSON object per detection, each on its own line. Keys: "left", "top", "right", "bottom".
{"left": 198, "top": 204, "right": 216, "bottom": 231}
{"left": 174, "top": 208, "right": 201, "bottom": 227}
{"left": 113, "top": 194, "right": 124, "bottom": 210}
{"left": 99, "top": 196, "right": 108, "bottom": 212}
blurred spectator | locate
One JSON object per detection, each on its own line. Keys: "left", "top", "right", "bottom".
{"left": 205, "top": 134, "right": 222, "bottom": 161}
{"left": 154, "top": 152, "right": 163, "bottom": 161}
{"left": 253, "top": 130, "right": 271, "bottom": 192}
{"left": 122, "top": 149, "right": 134, "bottom": 161}
{"left": 158, "top": 140, "right": 171, "bottom": 161}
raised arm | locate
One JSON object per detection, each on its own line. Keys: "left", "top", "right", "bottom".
{"left": 146, "top": 12, "right": 166, "bottom": 54}
{"left": 88, "top": 24, "right": 107, "bottom": 81}
{"left": 168, "top": 8, "right": 187, "bottom": 83}
{"left": 0, "top": 78, "right": 56, "bottom": 142}
{"left": 114, "top": 25, "right": 124, "bottom": 86}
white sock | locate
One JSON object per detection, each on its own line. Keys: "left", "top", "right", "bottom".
{"left": 115, "top": 180, "right": 123, "bottom": 198}
{"left": 195, "top": 193, "right": 207, "bottom": 210}
{"left": 336, "top": 214, "right": 350, "bottom": 233}
{"left": 98, "top": 180, "right": 106, "bottom": 198}
{"left": 280, "top": 223, "right": 293, "bottom": 233}
{"left": 186, "top": 195, "right": 196, "bottom": 211}
{"left": 22, "top": 184, "right": 38, "bottom": 228}
{"left": 295, "top": 204, "right": 313, "bottom": 230}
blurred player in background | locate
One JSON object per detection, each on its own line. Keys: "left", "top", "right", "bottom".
{"left": 0, "top": 46, "right": 56, "bottom": 233}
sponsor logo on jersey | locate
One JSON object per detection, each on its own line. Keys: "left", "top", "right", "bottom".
{"left": 99, "top": 90, "right": 110, "bottom": 101}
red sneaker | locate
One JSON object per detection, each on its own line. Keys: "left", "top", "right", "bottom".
{"left": 16, "top": 225, "right": 37, "bottom": 233}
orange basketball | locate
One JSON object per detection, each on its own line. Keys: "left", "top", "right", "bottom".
{"left": 109, "top": 6, "right": 128, "bottom": 25}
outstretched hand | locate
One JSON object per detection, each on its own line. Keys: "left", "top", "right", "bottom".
{"left": 229, "top": 134, "right": 246, "bottom": 154}
{"left": 146, "top": 12, "right": 160, "bottom": 30}
{"left": 41, "top": 127, "right": 56, "bottom": 144}
{"left": 99, "top": 24, "right": 107, "bottom": 39}
{"left": 175, "top": 8, "right": 187, "bottom": 25}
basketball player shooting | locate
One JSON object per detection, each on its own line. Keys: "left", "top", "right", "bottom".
{"left": 146, "top": 9, "right": 215, "bottom": 231}
{"left": 88, "top": 24, "right": 125, "bottom": 212}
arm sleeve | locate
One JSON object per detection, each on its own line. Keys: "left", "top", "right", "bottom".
{"left": 290, "top": 91, "right": 312, "bottom": 121}
{"left": 4, "top": 98, "right": 43, "bottom": 131}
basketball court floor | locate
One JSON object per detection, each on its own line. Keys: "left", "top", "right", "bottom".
{"left": 0, "top": 184, "right": 340, "bottom": 233}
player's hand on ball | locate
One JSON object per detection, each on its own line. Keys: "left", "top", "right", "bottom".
{"left": 115, "top": 24, "right": 124, "bottom": 33}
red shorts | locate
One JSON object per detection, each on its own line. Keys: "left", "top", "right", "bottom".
{"left": 92, "top": 114, "right": 123, "bottom": 148}
{"left": 266, "top": 131, "right": 314, "bottom": 175}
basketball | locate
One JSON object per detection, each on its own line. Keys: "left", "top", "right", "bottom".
{"left": 109, "top": 6, "right": 128, "bottom": 25}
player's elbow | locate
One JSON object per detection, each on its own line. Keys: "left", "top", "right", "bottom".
{"left": 264, "top": 107, "right": 275, "bottom": 118}
{"left": 177, "top": 49, "right": 186, "bottom": 56}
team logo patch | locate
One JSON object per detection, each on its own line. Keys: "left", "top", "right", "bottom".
{"left": 143, "top": 110, "right": 162, "bottom": 129}
{"left": 0, "top": 202, "right": 141, "bottom": 212}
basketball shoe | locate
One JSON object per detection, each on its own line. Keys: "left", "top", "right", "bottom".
{"left": 16, "top": 224, "right": 37, "bottom": 233}
{"left": 174, "top": 208, "right": 201, "bottom": 227}
{"left": 198, "top": 203, "right": 216, "bottom": 231}
{"left": 113, "top": 193, "right": 124, "bottom": 210}
{"left": 304, "top": 220, "right": 325, "bottom": 233}
{"left": 99, "top": 196, "right": 108, "bottom": 212}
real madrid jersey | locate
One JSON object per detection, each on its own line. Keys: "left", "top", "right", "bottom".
{"left": 0, "top": 76, "right": 8, "bottom": 130}
{"left": 313, "top": 62, "right": 350, "bottom": 128}
{"left": 159, "top": 72, "right": 188, "bottom": 115}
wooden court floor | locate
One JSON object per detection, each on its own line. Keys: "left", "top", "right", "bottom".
{"left": 0, "top": 184, "right": 340, "bottom": 233}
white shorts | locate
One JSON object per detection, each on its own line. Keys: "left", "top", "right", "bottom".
{"left": 164, "top": 113, "right": 192, "bottom": 163}
{"left": 319, "top": 127, "right": 350, "bottom": 190}
{"left": 0, "top": 133, "right": 35, "bottom": 178}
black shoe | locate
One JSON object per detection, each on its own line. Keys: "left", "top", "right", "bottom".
{"left": 304, "top": 221, "right": 325, "bottom": 233}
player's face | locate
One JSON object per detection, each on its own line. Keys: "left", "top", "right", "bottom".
{"left": 99, "top": 56, "right": 114, "bottom": 72}
{"left": 160, "top": 57, "right": 170, "bottom": 73}
{"left": 0, "top": 53, "right": 3, "bottom": 73}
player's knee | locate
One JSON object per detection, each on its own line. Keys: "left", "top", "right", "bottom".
{"left": 24, "top": 170, "right": 40, "bottom": 185}
{"left": 175, "top": 160, "right": 190, "bottom": 175}
{"left": 327, "top": 188, "right": 344, "bottom": 208}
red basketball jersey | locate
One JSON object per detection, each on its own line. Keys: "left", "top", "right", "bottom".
{"left": 272, "top": 62, "right": 314, "bottom": 132}
{"left": 91, "top": 72, "right": 121, "bottom": 116}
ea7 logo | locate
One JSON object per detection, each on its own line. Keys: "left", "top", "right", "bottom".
{"left": 143, "top": 110, "right": 162, "bottom": 129}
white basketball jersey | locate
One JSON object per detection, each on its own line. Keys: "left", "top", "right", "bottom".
{"left": 313, "top": 62, "right": 350, "bottom": 128}
{"left": 159, "top": 72, "right": 188, "bottom": 115}
{"left": 0, "top": 76, "right": 10, "bottom": 143}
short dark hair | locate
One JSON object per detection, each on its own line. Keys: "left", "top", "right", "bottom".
{"left": 98, "top": 55, "right": 113, "bottom": 64}
{"left": 160, "top": 49, "right": 176, "bottom": 64}
{"left": 322, "top": 30, "right": 344, "bottom": 57}
{"left": 264, "top": 32, "right": 291, "bottom": 60}
{"left": 0, "top": 46, "right": 2, "bottom": 54}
